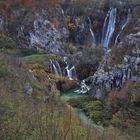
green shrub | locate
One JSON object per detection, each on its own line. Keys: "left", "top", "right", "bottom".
{"left": 0, "top": 65, "right": 10, "bottom": 78}
{"left": 89, "top": 110, "right": 104, "bottom": 123}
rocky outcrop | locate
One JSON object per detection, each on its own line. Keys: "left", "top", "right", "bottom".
{"left": 87, "top": 15, "right": 140, "bottom": 98}
{"left": 20, "top": 14, "right": 65, "bottom": 55}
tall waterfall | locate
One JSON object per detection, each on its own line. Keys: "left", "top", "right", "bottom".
{"left": 88, "top": 17, "right": 96, "bottom": 44}
{"left": 115, "top": 8, "right": 132, "bottom": 45}
{"left": 51, "top": 60, "right": 62, "bottom": 77}
{"left": 64, "top": 57, "right": 77, "bottom": 80}
{"left": 101, "top": 8, "right": 117, "bottom": 48}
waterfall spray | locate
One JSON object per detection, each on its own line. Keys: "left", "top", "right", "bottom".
{"left": 102, "top": 8, "right": 117, "bottom": 48}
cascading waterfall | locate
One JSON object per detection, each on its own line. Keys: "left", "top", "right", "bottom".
{"left": 115, "top": 8, "right": 132, "bottom": 45}
{"left": 74, "top": 80, "right": 90, "bottom": 94}
{"left": 50, "top": 60, "right": 62, "bottom": 77}
{"left": 101, "top": 8, "right": 117, "bottom": 48}
{"left": 61, "top": 9, "right": 65, "bottom": 17}
{"left": 55, "top": 61, "right": 63, "bottom": 76}
{"left": 88, "top": 17, "right": 96, "bottom": 44}
{"left": 64, "top": 57, "right": 77, "bottom": 80}
{"left": 50, "top": 58, "right": 77, "bottom": 80}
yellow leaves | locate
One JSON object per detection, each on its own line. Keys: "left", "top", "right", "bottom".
{"left": 27, "top": 63, "right": 41, "bottom": 70}
{"left": 0, "top": 32, "right": 6, "bottom": 38}
{"left": 34, "top": 69, "right": 48, "bottom": 78}
{"left": 66, "top": 16, "right": 76, "bottom": 30}
{"left": 68, "top": 22, "right": 76, "bottom": 30}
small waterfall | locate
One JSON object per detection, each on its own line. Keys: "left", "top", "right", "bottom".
{"left": 50, "top": 60, "right": 62, "bottom": 77}
{"left": 61, "top": 9, "right": 65, "bottom": 17}
{"left": 64, "top": 57, "right": 77, "bottom": 80}
{"left": 55, "top": 61, "right": 63, "bottom": 76}
{"left": 88, "top": 17, "right": 96, "bottom": 44}
{"left": 115, "top": 8, "right": 132, "bottom": 45}
{"left": 50, "top": 58, "right": 77, "bottom": 80}
{"left": 102, "top": 8, "right": 117, "bottom": 48}
{"left": 74, "top": 80, "right": 90, "bottom": 94}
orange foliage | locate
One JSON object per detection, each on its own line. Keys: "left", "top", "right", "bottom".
{"left": 66, "top": 0, "right": 72, "bottom": 6}
{"left": 0, "top": 0, "right": 36, "bottom": 14}
{"left": 107, "top": 91, "right": 118, "bottom": 107}
{"left": 53, "top": 17, "right": 60, "bottom": 30}
{"left": 21, "top": 0, "right": 36, "bottom": 7}
{"left": 46, "top": 0, "right": 62, "bottom": 11}
{"left": 0, "top": 0, "right": 63, "bottom": 14}
{"left": 77, "top": 0, "right": 82, "bottom": 6}
{"left": 120, "top": 80, "right": 133, "bottom": 99}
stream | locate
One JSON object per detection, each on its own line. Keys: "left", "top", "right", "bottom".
{"left": 60, "top": 90, "right": 103, "bottom": 131}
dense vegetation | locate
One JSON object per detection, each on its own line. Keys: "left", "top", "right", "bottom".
{"left": 0, "top": 0, "right": 140, "bottom": 140}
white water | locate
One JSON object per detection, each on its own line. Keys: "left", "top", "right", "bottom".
{"left": 115, "top": 8, "right": 132, "bottom": 45}
{"left": 55, "top": 61, "right": 63, "bottom": 76}
{"left": 50, "top": 60, "right": 62, "bottom": 77}
{"left": 61, "top": 9, "right": 65, "bottom": 17}
{"left": 88, "top": 17, "right": 96, "bottom": 44}
{"left": 102, "top": 8, "right": 117, "bottom": 48}
{"left": 50, "top": 57, "right": 77, "bottom": 80}
{"left": 74, "top": 80, "right": 90, "bottom": 94}
{"left": 64, "top": 57, "right": 77, "bottom": 80}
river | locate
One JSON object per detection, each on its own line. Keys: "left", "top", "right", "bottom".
{"left": 60, "top": 90, "right": 103, "bottom": 131}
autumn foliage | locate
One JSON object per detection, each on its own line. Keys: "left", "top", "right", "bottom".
{"left": 0, "top": 0, "right": 63, "bottom": 14}
{"left": 53, "top": 17, "right": 60, "bottom": 30}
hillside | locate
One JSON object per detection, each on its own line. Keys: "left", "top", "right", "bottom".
{"left": 0, "top": 0, "right": 140, "bottom": 140}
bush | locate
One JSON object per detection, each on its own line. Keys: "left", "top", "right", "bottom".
{"left": 0, "top": 65, "right": 10, "bottom": 78}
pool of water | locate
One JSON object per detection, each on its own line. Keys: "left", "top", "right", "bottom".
{"left": 60, "top": 90, "right": 103, "bottom": 130}
{"left": 60, "top": 90, "right": 87, "bottom": 101}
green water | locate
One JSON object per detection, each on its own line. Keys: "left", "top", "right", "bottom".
{"left": 15, "top": 49, "right": 38, "bottom": 57}
{"left": 61, "top": 90, "right": 103, "bottom": 130}
{"left": 60, "top": 90, "right": 87, "bottom": 101}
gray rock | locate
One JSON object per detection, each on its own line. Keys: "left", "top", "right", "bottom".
{"left": 24, "top": 82, "right": 33, "bottom": 96}
{"left": 21, "top": 14, "right": 65, "bottom": 55}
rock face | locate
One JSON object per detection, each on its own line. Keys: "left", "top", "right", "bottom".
{"left": 0, "top": 17, "right": 4, "bottom": 32}
{"left": 21, "top": 16, "right": 65, "bottom": 55}
{"left": 88, "top": 16, "right": 140, "bottom": 97}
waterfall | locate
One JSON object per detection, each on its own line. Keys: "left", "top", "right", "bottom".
{"left": 61, "top": 9, "right": 65, "bottom": 17}
{"left": 115, "top": 8, "right": 132, "bottom": 45}
{"left": 88, "top": 17, "right": 96, "bottom": 44}
{"left": 55, "top": 61, "right": 63, "bottom": 76}
{"left": 50, "top": 60, "right": 62, "bottom": 77}
{"left": 74, "top": 80, "right": 90, "bottom": 94}
{"left": 64, "top": 57, "right": 77, "bottom": 80}
{"left": 50, "top": 58, "right": 77, "bottom": 80}
{"left": 101, "top": 8, "right": 117, "bottom": 48}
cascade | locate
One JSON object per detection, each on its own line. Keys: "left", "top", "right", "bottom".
{"left": 101, "top": 8, "right": 117, "bottom": 48}
{"left": 64, "top": 57, "right": 77, "bottom": 80}
{"left": 50, "top": 60, "right": 62, "bottom": 77}
{"left": 115, "top": 8, "right": 132, "bottom": 45}
{"left": 50, "top": 57, "right": 77, "bottom": 80}
{"left": 88, "top": 17, "right": 96, "bottom": 44}
{"left": 55, "top": 61, "right": 63, "bottom": 76}
{"left": 61, "top": 9, "right": 65, "bottom": 17}
{"left": 74, "top": 80, "right": 90, "bottom": 94}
